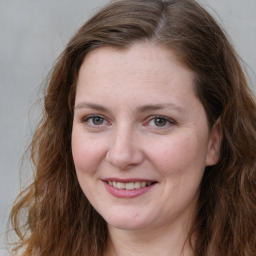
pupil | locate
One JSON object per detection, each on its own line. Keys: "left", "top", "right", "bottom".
{"left": 93, "top": 117, "right": 103, "bottom": 125}
{"left": 155, "top": 118, "right": 166, "bottom": 127}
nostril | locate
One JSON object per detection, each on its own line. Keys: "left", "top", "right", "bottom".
{"left": 105, "top": 144, "right": 144, "bottom": 169}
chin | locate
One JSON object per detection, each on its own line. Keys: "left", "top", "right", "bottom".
{"left": 103, "top": 212, "right": 151, "bottom": 231}
{"left": 108, "top": 221, "right": 147, "bottom": 231}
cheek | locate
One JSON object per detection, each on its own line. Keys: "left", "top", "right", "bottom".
{"left": 71, "top": 131, "right": 108, "bottom": 202}
{"left": 71, "top": 130, "right": 106, "bottom": 175}
{"left": 148, "top": 133, "right": 208, "bottom": 177}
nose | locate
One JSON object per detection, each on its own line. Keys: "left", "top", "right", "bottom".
{"left": 106, "top": 127, "right": 144, "bottom": 170}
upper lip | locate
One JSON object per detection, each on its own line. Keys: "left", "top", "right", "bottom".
{"left": 103, "top": 178, "right": 157, "bottom": 183}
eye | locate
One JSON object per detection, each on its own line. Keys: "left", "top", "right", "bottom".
{"left": 152, "top": 117, "right": 168, "bottom": 127}
{"left": 90, "top": 116, "right": 105, "bottom": 125}
{"left": 147, "top": 116, "right": 176, "bottom": 128}
{"left": 82, "top": 115, "right": 109, "bottom": 127}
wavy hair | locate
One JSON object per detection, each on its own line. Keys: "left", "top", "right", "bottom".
{"left": 10, "top": 0, "right": 256, "bottom": 255}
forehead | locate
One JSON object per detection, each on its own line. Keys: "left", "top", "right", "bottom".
{"left": 75, "top": 43, "right": 201, "bottom": 117}
{"left": 77, "top": 42, "right": 194, "bottom": 90}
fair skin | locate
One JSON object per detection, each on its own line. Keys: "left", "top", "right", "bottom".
{"left": 72, "top": 42, "right": 221, "bottom": 256}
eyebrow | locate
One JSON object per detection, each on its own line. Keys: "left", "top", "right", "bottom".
{"left": 74, "top": 102, "right": 108, "bottom": 112}
{"left": 136, "top": 103, "right": 185, "bottom": 113}
{"left": 74, "top": 102, "right": 185, "bottom": 113}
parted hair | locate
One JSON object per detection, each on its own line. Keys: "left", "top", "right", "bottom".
{"left": 10, "top": 0, "right": 256, "bottom": 255}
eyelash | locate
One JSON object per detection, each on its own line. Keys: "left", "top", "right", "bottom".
{"left": 146, "top": 115, "right": 177, "bottom": 129}
{"left": 81, "top": 115, "right": 177, "bottom": 129}
{"left": 81, "top": 115, "right": 109, "bottom": 127}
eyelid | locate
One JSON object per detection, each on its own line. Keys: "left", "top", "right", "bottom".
{"left": 81, "top": 114, "right": 99, "bottom": 122}
{"left": 81, "top": 114, "right": 110, "bottom": 127}
{"left": 145, "top": 115, "right": 177, "bottom": 128}
{"left": 79, "top": 114, "right": 176, "bottom": 129}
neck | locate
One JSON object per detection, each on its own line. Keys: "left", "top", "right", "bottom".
{"left": 105, "top": 218, "right": 194, "bottom": 256}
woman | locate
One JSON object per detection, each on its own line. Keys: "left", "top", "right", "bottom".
{"left": 10, "top": 0, "right": 256, "bottom": 255}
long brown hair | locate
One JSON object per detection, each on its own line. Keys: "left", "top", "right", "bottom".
{"left": 10, "top": 0, "right": 256, "bottom": 255}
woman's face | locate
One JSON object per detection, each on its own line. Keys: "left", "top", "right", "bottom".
{"left": 72, "top": 43, "right": 220, "bottom": 232}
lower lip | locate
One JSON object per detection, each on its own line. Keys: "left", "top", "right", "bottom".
{"left": 103, "top": 182, "right": 155, "bottom": 198}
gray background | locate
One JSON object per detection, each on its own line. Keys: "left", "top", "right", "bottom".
{"left": 0, "top": 0, "right": 255, "bottom": 255}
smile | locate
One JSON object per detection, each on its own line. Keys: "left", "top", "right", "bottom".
{"left": 103, "top": 179, "right": 157, "bottom": 198}
{"left": 106, "top": 181, "right": 153, "bottom": 190}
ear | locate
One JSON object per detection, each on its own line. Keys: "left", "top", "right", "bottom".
{"left": 206, "top": 118, "right": 222, "bottom": 166}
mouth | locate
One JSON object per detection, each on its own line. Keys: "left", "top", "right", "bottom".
{"left": 105, "top": 180, "right": 155, "bottom": 190}
{"left": 103, "top": 179, "right": 157, "bottom": 198}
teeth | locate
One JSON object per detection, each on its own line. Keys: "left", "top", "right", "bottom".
{"left": 107, "top": 181, "right": 153, "bottom": 190}
{"left": 125, "top": 182, "right": 135, "bottom": 190}
{"left": 117, "top": 182, "right": 125, "bottom": 189}
{"left": 134, "top": 182, "right": 141, "bottom": 189}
